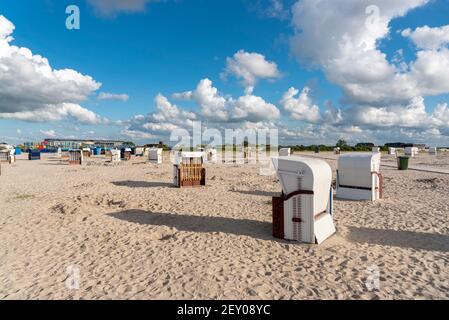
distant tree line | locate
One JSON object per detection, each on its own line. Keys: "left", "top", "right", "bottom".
{"left": 280, "top": 139, "right": 388, "bottom": 152}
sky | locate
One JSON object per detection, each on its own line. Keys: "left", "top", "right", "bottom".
{"left": 1, "top": 0, "right": 449, "bottom": 146}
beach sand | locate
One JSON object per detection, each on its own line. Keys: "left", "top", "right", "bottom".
{"left": 0, "top": 151, "right": 448, "bottom": 300}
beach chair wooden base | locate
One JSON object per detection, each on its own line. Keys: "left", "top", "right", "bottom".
{"left": 0, "top": 152, "right": 10, "bottom": 163}
{"left": 121, "top": 152, "right": 131, "bottom": 161}
{"left": 68, "top": 150, "right": 83, "bottom": 165}
{"left": 174, "top": 166, "right": 206, "bottom": 188}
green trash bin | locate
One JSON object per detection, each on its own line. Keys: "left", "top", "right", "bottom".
{"left": 397, "top": 156, "right": 409, "bottom": 170}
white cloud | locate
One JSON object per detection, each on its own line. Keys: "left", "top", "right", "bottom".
{"left": 410, "top": 48, "right": 449, "bottom": 96}
{"left": 232, "top": 94, "right": 280, "bottom": 122}
{"left": 173, "top": 78, "right": 280, "bottom": 122}
{"left": 223, "top": 50, "right": 281, "bottom": 94}
{"left": 0, "top": 15, "right": 14, "bottom": 42}
{"left": 0, "top": 103, "right": 105, "bottom": 124}
{"left": 289, "top": 0, "right": 439, "bottom": 106}
{"left": 173, "top": 79, "right": 228, "bottom": 121}
{"left": 0, "top": 15, "right": 104, "bottom": 124}
{"left": 431, "top": 103, "right": 449, "bottom": 127}
{"left": 39, "top": 129, "right": 57, "bottom": 138}
{"left": 287, "top": 0, "right": 449, "bottom": 142}
{"left": 121, "top": 93, "right": 197, "bottom": 139}
{"left": 151, "top": 94, "right": 196, "bottom": 123}
{"left": 280, "top": 87, "right": 321, "bottom": 123}
{"left": 350, "top": 96, "right": 429, "bottom": 128}
{"left": 98, "top": 92, "right": 129, "bottom": 102}
{"left": 120, "top": 128, "right": 157, "bottom": 139}
{"left": 402, "top": 25, "right": 449, "bottom": 50}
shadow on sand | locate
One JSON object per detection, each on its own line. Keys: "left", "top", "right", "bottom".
{"left": 230, "top": 190, "right": 278, "bottom": 197}
{"left": 347, "top": 226, "right": 449, "bottom": 252}
{"left": 108, "top": 209, "right": 273, "bottom": 241}
{"left": 112, "top": 181, "right": 174, "bottom": 188}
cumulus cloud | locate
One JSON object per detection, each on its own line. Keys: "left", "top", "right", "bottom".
{"left": 0, "top": 15, "right": 14, "bottom": 41}
{"left": 280, "top": 87, "right": 321, "bottom": 123}
{"left": 0, "top": 15, "right": 104, "bottom": 124}
{"left": 232, "top": 94, "right": 280, "bottom": 122}
{"left": 173, "top": 78, "right": 280, "bottom": 122}
{"left": 223, "top": 50, "right": 281, "bottom": 94}
{"left": 98, "top": 92, "right": 129, "bottom": 102}
{"left": 120, "top": 77, "right": 283, "bottom": 143}
{"left": 39, "top": 129, "right": 57, "bottom": 138}
{"left": 402, "top": 25, "right": 449, "bottom": 50}
{"left": 121, "top": 93, "right": 197, "bottom": 139}
{"left": 0, "top": 103, "right": 105, "bottom": 124}
{"left": 289, "top": 0, "right": 432, "bottom": 105}
{"left": 287, "top": 0, "right": 449, "bottom": 141}
{"left": 349, "top": 96, "right": 430, "bottom": 128}
{"left": 120, "top": 128, "right": 157, "bottom": 139}
{"left": 173, "top": 79, "right": 228, "bottom": 121}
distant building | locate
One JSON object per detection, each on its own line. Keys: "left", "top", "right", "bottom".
{"left": 24, "top": 142, "right": 40, "bottom": 149}
{"left": 44, "top": 139, "right": 127, "bottom": 149}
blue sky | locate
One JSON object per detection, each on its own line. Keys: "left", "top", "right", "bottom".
{"left": 1, "top": 0, "right": 449, "bottom": 146}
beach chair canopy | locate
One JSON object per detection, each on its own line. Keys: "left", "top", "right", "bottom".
{"left": 273, "top": 156, "right": 332, "bottom": 214}
{"left": 338, "top": 153, "right": 381, "bottom": 189}
{"left": 279, "top": 148, "right": 291, "bottom": 157}
{"left": 405, "top": 147, "right": 419, "bottom": 156}
{"left": 174, "top": 151, "right": 204, "bottom": 165}
{"left": 149, "top": 148, "right": 163, "bottom": 155}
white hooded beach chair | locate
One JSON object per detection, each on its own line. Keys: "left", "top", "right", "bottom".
{"left": 205, "top": 148, "right": 218, "bottom": 164}
{"left": 405, "top": 147, "right": 419, "bottom": 157}
{"left": 388, "top": 147, "right": 396, "bottom": 155}
{"left": 135, "top": 147, "right": 145, "bottom": 157}
{"left": 149, "top": 148, "right": 163, "bottom": 164}
{"left": 279, "top": 148, "right": 291, "bottom": 157}
{"left": 271, "top": 157, "right": 335, "bottom": 244}
{"left": 429, "top": 147, "right": 437, "bottom": 155}
{"left": 334, "top": 147, "right": 341, "bottom": 155}
{"left": 243, "top": 147, "right": 254, "bottom": 164}
{"left": 336, "top": 153, "right": 382, "bottom": 201}
{"left": 110, "top": 149, "right": 121, "bottom": 162}
{"left": 9, "top": 149, "right": 15, "bottom": 163}
{"left": 173, "top": 152, "right": 206, "bottom": 188}
{"left": 372, "top": 147, "right": 380, "bottom": 153}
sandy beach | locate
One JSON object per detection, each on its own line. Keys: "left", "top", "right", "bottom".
{"left": 0, "top": 152, "right": 448, "bottom": 300}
